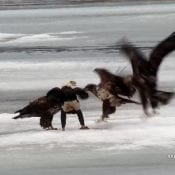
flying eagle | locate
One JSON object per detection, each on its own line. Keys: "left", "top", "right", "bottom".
{"left": 13, "top": 87, "right": 89, "bottom": 130}
{"left": 120, "top": 32, "right": 175, "bottom": 115}
{"left": 85, "top": 68, "right": 139, "bottom": 121}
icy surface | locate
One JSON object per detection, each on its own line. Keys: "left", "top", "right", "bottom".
{"left": 0, "top": 104, "right": 175, "bottom": 150}
{"left": 0, "top": 102, "right": 175, "bottom": 175}
{"left": 0, "top": 1, "right": 175, "bottom": 175}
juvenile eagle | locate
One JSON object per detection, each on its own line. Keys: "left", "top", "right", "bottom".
{"left": 13, "top": 87, "right": 64, "bottom": 130}
{"left": 120, "top": 32, "right": 175, "bottom": 115}
{"left": 85, "top": 68, "right": 139, "bottom": 121}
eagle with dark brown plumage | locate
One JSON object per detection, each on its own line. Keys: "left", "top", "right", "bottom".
{"left": 13, "top": 87, "right": 89, "bottom": 130}
{"left": 85, "top": 68, "right": 140, "bottom": 121}
{"left": 120, "top": 32, "right": 175, "bottom": 115}
{"left": 13, "top": 87, "right": 64, "bottom": 130}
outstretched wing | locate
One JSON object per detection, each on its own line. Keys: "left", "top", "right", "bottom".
{"left": 46, "top": 87, "right": 64, "bottom": 105}
{"left": 94, "top": 68, "right": 122, "bottom": 93}
{"left": 94, "top": 68, "right": 123, "bottom": 85}
{"left": 149, "top": 32, "right": 175, "bottom": 76}
{"left": 120, "top": 41, "right": 149, "bottom": 77}
{"left": 74, "top": 87, "right": 89, "bottom": 99}
{"left": 84, "top": 84, "right": 98, "bottom": 97}
{"left": 94, "top": 68, "right": 135, "bottom": 97}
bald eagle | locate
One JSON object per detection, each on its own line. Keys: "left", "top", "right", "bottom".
{"left": 120, "top": 32, "right": 175, "bottom": 115}
{"left": 85, "top": 68, "right": 139, "bottom": 121}
{"left": 13, "top": 86, "right": 89, "bottom": 130}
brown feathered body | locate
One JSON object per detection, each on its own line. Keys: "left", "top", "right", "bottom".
{"left": 13, "top": 87, "right": 89, "bottom": 129}
{"left": 85, "top": 68, "right": 139, "bottom": 120}
{"left": 94, "top": 68, "right": 136, "bottom": 98}
{"left": 120, "top": 32, "right": 175, "bottom": 115}
{"left": 13, "top": 96, "right": 62, "bottom": 129}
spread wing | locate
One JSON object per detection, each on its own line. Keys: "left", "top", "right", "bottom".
{"left": 94, "top": 68, "right": 135, "bottom": 97}
{"left": 94, "top": 68, "right": 124, "bottom": 86}
{"left": 84, "top": 84, "right": 98, "bottom": 97}
{"left": 120, "top": 41, "right": 149, "bottom": 77}
{"left": 74, "top": 87, "right": 89, "bottom": 99}
{"left": 46, "top": 87, "right": 64, "bottom": 104}
{"left": 149, "top": 32, "right": 175, "bottom": 76}
{"left": 102, "top": 81, "right": 124, "bottom": 97}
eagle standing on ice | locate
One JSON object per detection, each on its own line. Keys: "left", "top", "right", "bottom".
{"left": 85, "top": 68, "right": 140, "bottom": 121}
{"left": 13, "top": 85, "right": 89, "bottom": 130}
{"left": 13, "top": 87, "right": 64, "bottom": 130}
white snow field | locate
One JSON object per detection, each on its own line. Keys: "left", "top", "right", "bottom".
{"left": 0, "top": 100, "right": 175, "bottom": 175}
{"left": 0, "top": 1, "right": 175, "bottom": 174}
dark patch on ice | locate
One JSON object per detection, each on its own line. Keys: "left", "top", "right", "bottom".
{"left": 0, "top": 0, "right": 174, "bottom": 10}
{"left": 0, "top": 45, "right": 153, "bottom": 53}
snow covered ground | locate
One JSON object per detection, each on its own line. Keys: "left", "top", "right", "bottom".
{"left": 1, "top": 103, "right": 175, "bottom": 150}
{"left": 0, "top": 1, "right": 175, "bottom": 174}
{"left": 0, "top": 102, "right": 175, "bottom": 175}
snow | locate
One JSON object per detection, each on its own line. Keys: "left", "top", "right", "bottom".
{"left": 1, "top": 101, "right": 175, "bottom": 151}
{"left": 0, "top": 1, "right": 175, "bottom": 174}
{"left": 0, "top": 102, "right": 175, "bottom": 175}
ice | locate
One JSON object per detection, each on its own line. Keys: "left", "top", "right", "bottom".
{"left": 0, "top": 1, "right": 175, "bottom": 174}
{"left": 0, "top": 32, "right": 85, "bottom": 46}
{"left": 1, "top": 101, "right": 175, "bottom": 150}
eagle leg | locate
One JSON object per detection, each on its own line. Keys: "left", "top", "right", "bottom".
{"left": 40, "top": 113, "right": 57, "bottom": 130}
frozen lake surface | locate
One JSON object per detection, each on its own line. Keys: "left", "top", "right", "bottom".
{"left": 0, "top": 1, "right": 175, "bottom": 174}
